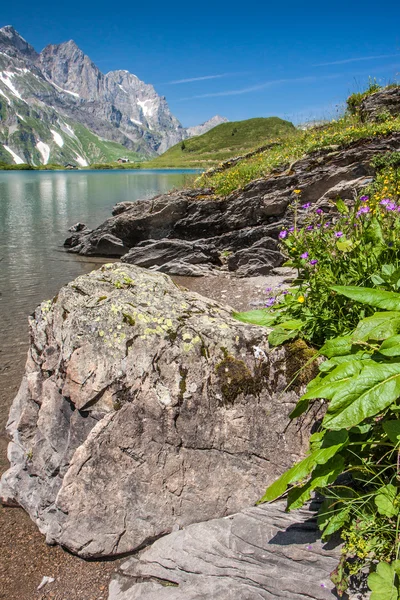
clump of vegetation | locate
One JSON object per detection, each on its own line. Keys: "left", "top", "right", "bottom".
{"left": 261, "top": 285, "right": 400, "bottom": 597}
{"left": 346, "top": 78, "right": 382, "bottom": 116}
{"left": 235, "top": 168, "right": 400, "bottom": 346}
{"left": 197, "top": 112, "right": 400, "bottom": 197}
{"left": 146, "top": 117, "right": 295, "bottom": 169}
{"left": 233, "top": 156, "right": 400, "bottom": 595}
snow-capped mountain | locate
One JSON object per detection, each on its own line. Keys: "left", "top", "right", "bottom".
{"left": 0, "top": 26, "right": 227, "bottom": 166}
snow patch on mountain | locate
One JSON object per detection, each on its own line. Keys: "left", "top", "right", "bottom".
{"left": 137, "top": 99, "right": 154, "bottom": 117}
{"left": 3, "top": 144, "right": 24, "bottom": 164}
{"left": 51, "top": 129, "right": 64, "bottom": 147}
{"left": 75, "top": 153, "right": 88, "bottom": 167}
{"left": 50, "top": 79, "right": 80, "bottom": 98}
{"left": 60, "top": 122, "right": 76, "bottom": 138}
{"left": 36, "top": 140, "right": 50, "bottom": 164}
{"left": 0, "top": 71, "right": 22, "bottom": 99}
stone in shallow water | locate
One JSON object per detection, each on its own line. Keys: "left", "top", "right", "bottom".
{"left": 108, "top": 500, "right": 342, "bottom": 600}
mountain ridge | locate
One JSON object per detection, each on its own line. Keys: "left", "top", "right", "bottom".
{"left": 0, "top": 26, "right": 228, "bottom": 166}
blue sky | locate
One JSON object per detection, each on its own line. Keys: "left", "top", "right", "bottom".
{"left": 2, "top": 0, "right": 400, "bottom": 126}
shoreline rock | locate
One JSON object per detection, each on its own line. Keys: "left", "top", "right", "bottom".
{"left": 64, "top": 133, "right": 400, "bottom": 277}
{"left": 0, "top": 264, "right": 320, "bottom": 558}
{"left": 108, "top": 500, "right": 344, "bottom": 600}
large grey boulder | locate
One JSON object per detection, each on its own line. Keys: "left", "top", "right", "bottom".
{"left": 108, "top": 500, "right": 343, "bottom": 600}
{"left": 0, "top": 264, "right": 319, "bottom": 558}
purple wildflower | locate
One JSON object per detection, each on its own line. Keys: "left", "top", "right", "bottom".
{"left": 324, "top": 222, "right": 331, "bottom": 228}
{"left": 317, "top": 223, "right": 321, "bottom": 228}
{"left": 282, "top": 290, "right": 289, "bottom": 295}
{"left": 302, "top": 202, "right": 311, "bottom": 209}
{"left": 386, "top": 202, "right": 397, "bottom": 211}
{"left": 316, "top": 208, "right": 323, "bottom": 215}
{"left": 279, "top": 230, "right": 287, "bottom": 239}
{"left": 289, "top": 226, "right": 295, "bottom": 232}
{"left": 356, "top": 206, "right": 370, "bottom": 217}
{"left": 265, "top": 287, "right": 272, "bottom": 293}
{"left": 265, "top": 298, "right": 276, "bottom": 307}
{"left": 380, "top": 198, "right": 391, "bottom": 205}
{"left": 306, "top": 225, "right": 314, "bottom": 231}
{"left": 301, "top": 252, "right": 309, "bottom": 259}
{"left": 335, "top": 231, "right": 343, "bottom": 238}
{"left": 360, "top": 195, "right": 369, "bottom": 202}
{"left": 310, "top": 259, "right": 318, "bottom": 265}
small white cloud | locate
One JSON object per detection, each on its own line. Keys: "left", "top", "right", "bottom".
{"left": 314, "top": 53, "right": 400, "bottom": 67}
{"left": 179, "top": 74, "right": 340, "bottom": 101}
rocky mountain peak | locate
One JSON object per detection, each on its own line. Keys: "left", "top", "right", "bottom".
{"left": 186, "top": 115, "right": 229, "bottom": 137}
{"left": 39, "top": 40, "right": 103, "bottom": 100}
{"left": 0, "top": 25, "right": 38, "bottom": 60}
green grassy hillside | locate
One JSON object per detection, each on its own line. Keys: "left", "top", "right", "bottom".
{"left": 146, "top": 117, "right": 295, "bottom": 168}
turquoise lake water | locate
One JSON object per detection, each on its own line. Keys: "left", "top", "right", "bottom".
{"left": 0, "top": 168, "right": 199, "bottom": 445}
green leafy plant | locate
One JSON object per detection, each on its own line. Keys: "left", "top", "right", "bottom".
{"left": 259, "top": 285, "right": 400, "bottom": 595}
{"left": 234, "top": 168, "right": 400, "bottom": 345}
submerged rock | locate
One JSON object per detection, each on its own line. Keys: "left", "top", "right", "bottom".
{"left": 0, "top": 264, "right": 319, "bottom": 557}
{"left": 108, "top": 500, "right": 342, "bottom": 600}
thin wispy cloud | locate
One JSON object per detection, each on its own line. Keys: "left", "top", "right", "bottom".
{"left": 167, "top": 71, "right": 249, "bottom": 84}
{"left": 315, "top": 53, "right": 400, "bottom": 67}
{"left": 179, "top": 74, "right": 340, "bottom": 101}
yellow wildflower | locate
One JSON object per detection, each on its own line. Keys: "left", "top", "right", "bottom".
{"left": 294, "top": 189, "right": 302, "bottom": 194}
{"left": 297, "top": 296, "right": 305, "bottom": 303}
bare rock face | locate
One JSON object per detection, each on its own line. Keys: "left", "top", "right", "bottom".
{"left": 0, "top": 264, "right": 319, "bottom": 558}
{"left": 108, "top": 501, "right": 343, "bottom": 600}
{"left": 360, "top": 86, "right": 400, "bottom": 121}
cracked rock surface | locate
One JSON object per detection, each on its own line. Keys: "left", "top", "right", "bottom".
{"left": 0, "top": 264, "right": 319, "bottom": 558}
{"left": 108, "top": 500, "right": 343, "bottom": 600}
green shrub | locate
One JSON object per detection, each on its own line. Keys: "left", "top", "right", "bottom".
{"left": 259, "top": 285, "right": 400, "bottom": 596}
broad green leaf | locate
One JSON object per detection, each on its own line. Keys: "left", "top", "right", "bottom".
{"left": 375, "top": 484, "right": 397, "bottom": 517}
{"left": 368, "top": 561, "right": 399, "bottom": 600}
{"left": 232, "top": 309, "right": 278, "bottom": 327}
{"left": 371, "top": 274, "right": 385, "bottom": 285}
{"left": 382, "top": 264, "right": 396, "bottom": 277}
{"left": 258, "top": 430, "right": 348, "bottom": 503}
{"left": 335, "top": 198, "right": 349, "bottom": 214}
{"left": 323, "top": 361, "right": 400, "bottom": 430}
{"left": 268, "top": 327, "right": 298, "bottom": 346}
{"left": 320, "top": 335, "right": 354, "bottom": 358}
{"left": 287, "top": 455, "right": 345, "bottom": 510}
{"left": 352, "top": 312, "right": 400, "bottom": 341}
{"left": 319, "top": 352, "right": 372, "bottom": 372}
{"left": 318, "top": 501, "right": 351, "bottom": 539}
{"left": 332, "top": 286, "right": 400, "bottom": 311}
{"left": 275, "top": 319, "right": 303, "bottom": 330}
{"left": 336, "top": 238, "right": 353, "bottom": 252}
{"left": 379, "top": 336, "right": 400, "bottom": 357}
{"left": 383, "top": 420, "right": 400, "bottom": 445}
{"left": 289, "top": 361, "right": 362, "bottom": 419}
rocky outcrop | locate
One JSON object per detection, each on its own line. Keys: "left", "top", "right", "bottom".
{"left": 108, "top": 500, "right": 344, "bottom": 600}
{"left": 65, "top": 132, "right": 400, "bottom": 276}
{"left": 0, "top": 264, "right": 319, "bottom": 558}
{"left": 360, "top": 86, "right": 400, "bottom": 121}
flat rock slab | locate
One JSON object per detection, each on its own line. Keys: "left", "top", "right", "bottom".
{"left": 109, "top": 500, "right": 342, "bottom": 600}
